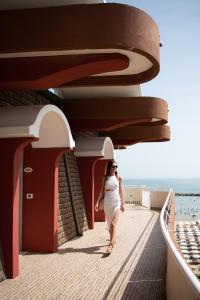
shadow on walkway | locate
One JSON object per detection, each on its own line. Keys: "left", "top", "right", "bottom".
{"left": 122, "top": 218, "right": 167, "bottom": 300}
{"left": 104, "top": 217, "right": 167, "bottom": 300}
{"left": 58, "top": 245, "right": 109, "bottom": 257}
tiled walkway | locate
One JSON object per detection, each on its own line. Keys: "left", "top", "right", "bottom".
{"left": 0, "top": 207, "right": 166, "bottom": 300}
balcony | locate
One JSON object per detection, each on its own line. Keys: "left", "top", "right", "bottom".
{"left": 0, "top": 187, "right": 170, "bottom": 299}
{"left": 0, "top": 3, "right": 160, "bottom": 90}
{"left": 161, "top": 190, "right": 200, "bottom": 299}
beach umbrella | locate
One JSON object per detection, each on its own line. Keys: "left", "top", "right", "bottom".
{"left": 186, "top": 233, "right": 193, "bottom": 236}
{"left": 192, "top": 255, "right": 200, "bottom": 259}
{"left": 178, "top": 240, "right": 187, "bottom": 244}
{"left": 179, "top": 237, "right": 187, "bottom": 241}
{"left": 188, "top": 238, "right": 196, "bottom": 242}
{"left": 190, "top": 246, "right": 199, "bottom": 250}
{"left": 190, "top": 259, "right": 200, "bottom": 265}
{"left": 186, "top": 259, "right": 193, "bottom": 264}
{"left": 179, "top": 242, "right": 187, "bottom": 246}
{"left": 189, "top": 242, "right": 198, "bottom": 246}
{"left": 182, "top": 249, "right": 190, "bottom": 254}
{"left": 191, "top": 250, "right": 200, "bottom": 254}
{"left": 180, "top": 247, "right": 189, "bottom": 251}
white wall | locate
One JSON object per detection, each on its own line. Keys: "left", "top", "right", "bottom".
{"left": 166, "top": 249, "right": 198, "bottom": 300}
{"left": 123, "top": 187, "right": 168, "bottom": 209}
{"left": 123, "top": 186, "right": 149, "bottom": 206}
{"left": 150, "top": 191, "right": 169, "bottom": 209}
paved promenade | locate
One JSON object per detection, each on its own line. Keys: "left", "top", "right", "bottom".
{"left": 0, "top": 207, "right": 166, "bottom": 300}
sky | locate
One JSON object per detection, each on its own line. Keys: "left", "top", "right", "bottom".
{"left": 107, "top": 0, "right": 200, "bottom": 179}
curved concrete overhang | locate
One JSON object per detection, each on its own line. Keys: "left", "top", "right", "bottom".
{"left": 74, "top": 137, "right": 114, "bottom": 159}
{"left": 0, "top": 3, "right": 160, "bottom": 89}
{"left": 0, "top": 105, "right": 75, "bottom": 148}
{"left": 63, "top": 97, "right": 168, "bottom": 131}
{"left": 0, "top": 0, "right": 105, "bottom": 10}
{"left": 102, "top": 125, "right": 170, "bottom": 147}
{"left": 57, "top": 84, "right": 142, "bottom": 99}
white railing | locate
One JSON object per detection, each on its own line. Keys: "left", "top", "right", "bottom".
{"left": 123, "top": 185, "right": 168, "bottom": 209}
{"left": 123, "top": 186, "right": 149, "bottom": 206}
{"left": 160, "top": 188, "right": 200, "bottom": 300}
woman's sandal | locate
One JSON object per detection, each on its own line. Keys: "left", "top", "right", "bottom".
{"left": 112, "top": 240, "right": 116, "bottom": 247}
{"left": 106, "top": 244, "right": 113, "bottom": 253}
{"left": 106, "top": 241, "right": 115, "bottom": 253}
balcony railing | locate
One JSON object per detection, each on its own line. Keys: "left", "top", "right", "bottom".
{"left": 160, "top": 188, "right": 200, "bottom": 300}
{"left": 123, "top": 185, "right": 168, "bottom": 209}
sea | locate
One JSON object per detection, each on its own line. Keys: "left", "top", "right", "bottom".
{"left": 123, "top": 178, "right": 200, "bottom": 220}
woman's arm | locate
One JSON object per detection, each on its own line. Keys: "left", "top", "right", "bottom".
{"left": 119, "top": 176, "right": 125, "bottom": 212}
{"left": 95, "top": 177, "right": 106, "bottom": 212}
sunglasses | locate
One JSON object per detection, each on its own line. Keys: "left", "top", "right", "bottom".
{"left": 112, "top": 165, "right": 118, "bottom": 168}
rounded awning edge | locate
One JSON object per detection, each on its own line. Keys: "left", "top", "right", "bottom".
{"left": 0, "top": 104, "right": 75, "bottom": 148}
{"left": 74, "top": 136, "right": 114, "bottom": 159}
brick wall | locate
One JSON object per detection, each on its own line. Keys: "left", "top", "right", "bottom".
{"left": 0, "top": 90, "right": 49, "bottom": 106}
{"left": 58, "top": 156, "right": 77, "bottom": 246}
{"left": 0, "top": 242, "right": 6, "bottom": 283}
{"left": 58, "top": 153, "right": 88, "bottom": 246}
{"left": 65, "top": 152, "right": 88, "bottom": 233}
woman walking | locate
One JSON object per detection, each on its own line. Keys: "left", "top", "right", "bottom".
{"left": 95, "top": 160, "right": 125, "bottom": 253}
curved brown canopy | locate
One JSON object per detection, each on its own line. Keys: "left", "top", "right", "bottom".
{"left": 0, "top": 3, "right": 160, "bottom": 89}
{"left": 102, "top": 125, "right": 170, "bottom": 147}
{"left": 63, "top": 97, "right": 168, "bottom": 131}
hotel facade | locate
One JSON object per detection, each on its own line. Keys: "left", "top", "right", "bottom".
{"left": 0, "top": 0, "right": 170, "bottom": 280}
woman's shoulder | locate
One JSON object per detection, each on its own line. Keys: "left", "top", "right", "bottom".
{"left": 117, "top": 175, "right": 122, "bottom": 181}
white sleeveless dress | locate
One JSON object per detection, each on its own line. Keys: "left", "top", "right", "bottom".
{"left": 104, "top": 175, "right": 121, "bottom": 230}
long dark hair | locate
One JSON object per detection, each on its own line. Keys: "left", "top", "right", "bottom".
{"left": 105, "top": 159, "right": 118, "bottom": 179}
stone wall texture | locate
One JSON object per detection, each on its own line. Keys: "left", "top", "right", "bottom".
{"left": 58, "top": 156, "right": 77, "bottom": 246}
{"left": 0, "top": 90, "right": 50, "bottom": 106}
{"left": 58, "top": 153, "right": 88, "bottom": 246}
{"left": 65, "top": 152, "right": 88, "bottom": 233}
{"left": 0, "top": 243, "right": 6, "bottom": 283}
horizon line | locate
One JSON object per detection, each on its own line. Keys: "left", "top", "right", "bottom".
{"left": 123, "top": 177, "right": 200, "bottom": 180}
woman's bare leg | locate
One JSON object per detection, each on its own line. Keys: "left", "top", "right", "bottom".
{"left": 108, "top": 209, "right": 120, "bottom": 249}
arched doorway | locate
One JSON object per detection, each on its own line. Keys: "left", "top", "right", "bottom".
{"left": 0, "top": 104, "right": 74, "bottom": 278}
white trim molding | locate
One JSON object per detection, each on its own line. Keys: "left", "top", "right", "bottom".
{"left": 74, "top": 137, "right": 114, "bottom": 159}
{"left": 0, "top": 104, "right": 75, "bottom": 149}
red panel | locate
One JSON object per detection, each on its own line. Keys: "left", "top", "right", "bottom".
{"left": 0, "top": 138, "right": 34, "bottom": 278}
{"left": 22, "top": 146, "right": 67, "bottom": 253}
{"left": 67, "top": 118, "right": 153, "bottom": 132}
{"left": 94, "top": 160, "right": 108, "bottom": 222}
